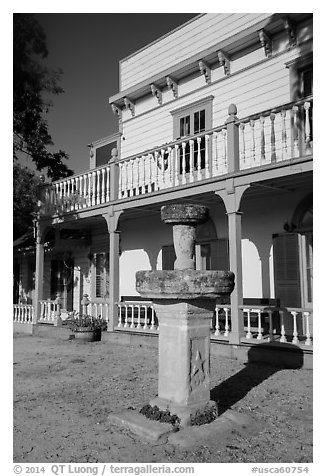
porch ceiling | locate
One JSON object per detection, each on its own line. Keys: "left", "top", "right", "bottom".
{"left": 117, "top": 170, "right": 312, "bottom": 223}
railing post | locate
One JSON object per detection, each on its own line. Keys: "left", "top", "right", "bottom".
{"left": 32, "top": 221, "right": 45, "bottom": 325}
{"left": 225, "top": 104, "right": 240, "bottom": 173}
{"left": 53, "top": 293, "right": 62, "bottom": 327}
{"left": 109, "top": 148, "right": 119, "bottom": 202}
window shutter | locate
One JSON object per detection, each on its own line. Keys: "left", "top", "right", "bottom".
{"left": 162, "top": 245, "right": 176, "bottom": 270}
{"left": 273, "top": 234, "right": 301, "bottom": 307}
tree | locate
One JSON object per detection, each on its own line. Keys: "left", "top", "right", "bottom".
{"left": 13, "top": 164, "right": 42, "bottom": 239}
{"left": 13, "top": 13, "right": 73, "bottom": 180}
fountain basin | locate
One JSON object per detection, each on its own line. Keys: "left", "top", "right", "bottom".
{"left": 161, "top": 204, "right": 208, "bottom": 224}
{"left": 136, "top": 269, "right": 234, "bottom": 299}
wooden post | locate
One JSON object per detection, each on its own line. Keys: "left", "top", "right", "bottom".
{"left": 109, "top": 148, "right": 119, "bottom": 202}
{"left": 225, "top": 104, "right": 240, "bottom": 173}
{"left": 32, "top": 222, "right": 45, "bottom": 325}
{"left": 103, "top": 208, "right": 123, "bottom": 332}
{"left": 215, "top": 181, "right": 249, "bottom": 344}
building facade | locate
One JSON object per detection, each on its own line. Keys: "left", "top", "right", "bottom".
{"left": 14, "top": 13, "right": 313, "bottom": 353}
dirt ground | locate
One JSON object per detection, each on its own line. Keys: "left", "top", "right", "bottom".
{"left": 13, "top": 333, "right": 313, "bottom": 463}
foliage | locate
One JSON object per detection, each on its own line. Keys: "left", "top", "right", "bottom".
{"left": 139, "top": 404, "right": 180, "bottom": 428}
{"left": 13, "top": 164, "right": 42, "bottom": 239}
{"left": 190, "top": 404, "right": 218, "bottom": 426}
{"left": 13, "top": 13, "right": 73, "bottom": 181}
{"left": 67, "top": 313, "right": 108, "bottom": 332}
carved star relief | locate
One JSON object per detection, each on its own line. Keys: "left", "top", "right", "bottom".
{"left": 191, "top": 349, "right": 206, "bottom": 387}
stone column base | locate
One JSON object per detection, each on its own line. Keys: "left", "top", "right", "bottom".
{"left": 150, "top": 396, "right": 217, "bottom": 427}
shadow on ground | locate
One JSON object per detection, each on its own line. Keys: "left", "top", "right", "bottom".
{"left": 210, "top": 342, "right": 304, "bottom": 416}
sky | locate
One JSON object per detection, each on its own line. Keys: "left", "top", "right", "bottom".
{"left": 33, "top": 13, "right": 199, "bottom": 175}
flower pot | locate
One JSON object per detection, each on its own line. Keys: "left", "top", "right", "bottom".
{"left": 74, "top": 329, "right": 94, "bottom": 342}
{"left": 93, "top": 328, "right": 102, "bottom": 342}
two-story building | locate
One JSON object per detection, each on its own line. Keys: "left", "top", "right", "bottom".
{"left": 14, "top": 13, "right": 313, "bottom": 360}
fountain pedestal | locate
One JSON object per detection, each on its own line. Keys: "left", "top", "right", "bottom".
{"left": 136, "top": 204, "right": 234, "bottom": 427}
{"left": 150, "top": 299, "right": 215, "bottom": 425}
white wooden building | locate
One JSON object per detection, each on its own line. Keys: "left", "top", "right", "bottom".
{"left": 14, "top": 13, "right": 313, "bottom": 362}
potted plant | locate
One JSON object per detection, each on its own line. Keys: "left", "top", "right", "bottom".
{"left": 68, "top": 313, "right": 107, "bottom": 342}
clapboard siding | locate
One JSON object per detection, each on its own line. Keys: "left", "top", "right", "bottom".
{"left": 120, "top": 13, "right": 272, "bottom": 90}
{"left": 120, "top": 41, "right": 308, "bottom": 160}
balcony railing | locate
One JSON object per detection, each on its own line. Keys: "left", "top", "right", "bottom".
{"left": 40, "top": 99, "right": 313, "bottom": 217}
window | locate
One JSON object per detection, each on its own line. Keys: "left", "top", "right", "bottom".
{"left": 95, "top": 253, "right": 109, "bottom": 298}
{"left": 286, "top": 54, "right": 313, "bottom": 101}
{"left": 171, "top": 96, "right": 213, "bottom": 175}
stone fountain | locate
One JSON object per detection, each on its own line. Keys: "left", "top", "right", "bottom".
{"left": 135, "top": 204, "right": 234, "bottom": 427}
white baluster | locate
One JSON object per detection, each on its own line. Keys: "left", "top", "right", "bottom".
{"left": 189, "top": 140, "right": 194, "bottom": 183}
{"left": 130, "top": 305, "right": 135, "bottom": 328}
{"left": 118, "top": 163, "right": 123, "bottom": 199}
{"left": 240, "top": 123, "right": 245, "bottom": 167}
{"left": 101, "top": 168, "right": 105, "bottom": 203}
{"left": 143, "top": 305, "right": 148, "bottom": 330}
{"left": 205, "top": 134, "right": 210, "bottom": 179}
{"left": 161, "top": 149, "right": 166, "bottom": 186}
{"left": 270, "top": 113, "right": 276, "bottom": 163}
{"left": 82, "top": 174, "right": 87, "bottom": 208}
{"left": 304, "top": 311, "right": 312, "bottom": 346}
{"left": 181, "top": 142, "right": 187, "bottom": 184}
{"left": 245, "top": 309, "right": 252, "bottom": 339}
{"left": 250, "top": 119, "right": 256, "bottom": 165}
{"left": 106, "top": 166, "right": 110, "bottom": 202}
{"left": 304, "top": 101, "right": 312, "bottom": 154}
{"left": 268, "top": 310, "right": 274, "bottom": 342}
{"left": 134, "top": 157, "right": 140, "bottom": 195}
{"left": 174, "top": 145, "right": 180, "bottom": 186}
{"left": 260, "top": 116, "right": 265, "bottom": 163}
{"left": 118, "top": 304, "right": 122, "bottom": 327}
{"left": 291, "top": 311, "right": 299, "bottom": 344}
{"left": 141, "top": 155, "right": 147, "bottom": 193}
{"left": 281, "top": 110, "right": 288, "bottom": 161}
{"left": 257, "top": 309, "right": 263, "bottom": 340}
{"left": 292, "top": 105, "right": 299, "bottom": 157}
{"left": 168, "top": 146, "right": 173, "bottom": 184}
{"left": 279, "top": 310, "right": 286, "bottom": 343}
{"left": 224, "top": 307, "right": 230, "bottom": 337}
{"left": 214, "top": 306, "right": 220, "bottom": 336}
{"left": 197, "top": 137, "right": 202, "bottom": 181}
{"left": 212, "top": 132, "right": 218, "bottom": 176}
{"left": 124, "top": 304, "right": 129, "bottom": 328}
{"left": 150, "top": 306, "right": 155, "bottom": 330}
{"left": 222, "top": 129, "right": 227, "bottom": 172}
{"left": 137, "top": 305, "right": 141, "bottom": 329}
{"left": 77, "top": 175, "right": 82, "bottom": 209}
{"left": 129, "top": 161, "right": 135, "bottom": 197}
{"left": 87, "top": 173, "right": 92, "bottom": 206}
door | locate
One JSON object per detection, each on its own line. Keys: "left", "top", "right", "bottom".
{"left": 51, "top": 258, "right": 74, "bottom": 311}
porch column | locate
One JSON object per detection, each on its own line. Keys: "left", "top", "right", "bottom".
{"left": 32, "top": 222, "right": 46, "bottom": 324}
{"left": 103, "top": 207, "right": 123, "bottom": 332}
{"left": 216, "top": 180, "right": 249, "bottom": 344}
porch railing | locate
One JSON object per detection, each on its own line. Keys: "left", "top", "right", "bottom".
{"left": 113, "top": 300, "right": 313, "bottom": 347}
{"left": 38, "top": 300, "right": 60, "bottom": 323}
{"left": 39, "top": 98, "right": 313, "bottom": 217}
{"left": 13, "top": 304, "right": 34, "bottom": 324}
{"left": 116, "top": 301, "right": 158, "bottom": 331}
{"left": 88, "top": 302, "right": 110, "bottom": 322}
{"left": 213, "top": 304, "right": 313, "bottom": 346}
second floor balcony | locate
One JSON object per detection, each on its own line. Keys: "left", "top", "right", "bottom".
{"left": 39, "top": 98, "right": 313, "bottom": 218}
